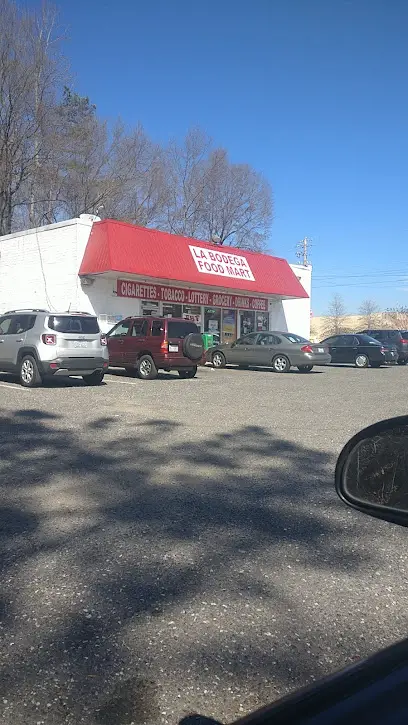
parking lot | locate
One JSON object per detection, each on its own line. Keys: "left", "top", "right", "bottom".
{"left": 1, "top": 363, "right": 408, "bottom": 725}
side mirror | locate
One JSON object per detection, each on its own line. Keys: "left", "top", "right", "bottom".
{"left": 335, "top": 415, "right": 408, "bottom": 527}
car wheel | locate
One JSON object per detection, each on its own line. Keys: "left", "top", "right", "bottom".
{"left": 272, "top": 354, "right": 290, "bottom": 373}
{"left": 82, "top": 371, "right": 104, "bottom": 385}
{"left": 19, "top": 355, "right": 42, "bottom": 387}
{"left": 178, "top": 367, "right": 197, "bottom": 379}
{"left": 297, "top": 365, "right": 313, "bottom": 372}
{"left": 212, "top": 351, "right": 226, "bottom": 368}
{"left": 398, "top": 359, "right": 407, "bottom": 365}
{"left": 355, "top": 354, "right": 369, "bottom": 368}
{"left": 137, "top": 354, "right": 158, "bottom": 380}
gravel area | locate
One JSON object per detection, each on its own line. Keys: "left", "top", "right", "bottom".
{"left": 1, "top": 363, "right": 408, "bottom": 724}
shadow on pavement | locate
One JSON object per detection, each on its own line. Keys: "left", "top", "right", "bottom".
{"left": 0, "top": 408, "right": 383, "bottom": 724}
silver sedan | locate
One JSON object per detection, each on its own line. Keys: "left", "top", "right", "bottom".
{"left": 206, "top": 331, "right": 331, "bottom": 373}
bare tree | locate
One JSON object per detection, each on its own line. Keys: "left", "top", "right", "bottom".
{"left": 160, "top": 128, "right": 273, "bottom": 249}
{"left": 161, "top": 127, "right": 210, "bottom": 238}
{"left": 359, "top": 299, "right": 380, "bottom": 329}
{"left": 201, "top": 148, "right": 272, "bottom": 250}
{"left": 322, "top": 294, "right": 348, "bottom": 337}
{"left": 386, "top": 306, "right": 408, "bottom": 330}
{"left": 104, "top": 123, "right": 167, "bottom": 226}
{"left": 0, "top": 0, "right": 65, "bottom": 234}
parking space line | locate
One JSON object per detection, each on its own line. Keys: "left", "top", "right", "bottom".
{"left": 0, "top": 382, "right": 30, "bottom": 392}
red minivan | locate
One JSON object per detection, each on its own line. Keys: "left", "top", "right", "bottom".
{"left": 107, "top": 317, "right": 204, "bottom": 379}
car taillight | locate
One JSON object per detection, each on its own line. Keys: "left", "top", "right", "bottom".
{"left": 401, "top": 339, "right": 408, "bottom": 344}
{"left": 42, "top": 333, "right": 56, "bottom": 345}
{"left": 100, "top": 335, "right": 107, "bottom": 346}
{"left": 160, "top": 340, "right": 169, "bottom": 351}
{"left": 301, "top": 345, "right": 314, "bottom": 353}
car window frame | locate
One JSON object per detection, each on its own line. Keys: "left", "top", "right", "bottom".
{"left": 108, "top": 319, "right": 133, "bottom": 338}
{"left": 0, "top": 315, "right": 14, "bottom": 335}
{"left": 256, "top": 333, "right": 280, "bottom": 346}
{"left": 151, "top": 320, "right": 164, "bottom": 337}
{"left": 131, "top": 319, "right": 148, "bottom": 337}
{"left": 236, "top": 333, "right": 258, "bottom": 346}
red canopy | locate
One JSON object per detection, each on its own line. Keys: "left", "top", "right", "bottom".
{"left": 79, "top": 219, "right": 308, "bottom": 299}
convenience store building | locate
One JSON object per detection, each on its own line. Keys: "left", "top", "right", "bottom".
{"left": 0, "top": 215, "right": 311, "bottom": 342}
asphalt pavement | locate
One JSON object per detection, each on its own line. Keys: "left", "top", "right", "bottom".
{"left": 1, "top": 363, "right": 408, "bottom": 725}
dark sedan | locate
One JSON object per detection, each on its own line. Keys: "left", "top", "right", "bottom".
{"left": 207, "top": 331, "right": 331, "bottom": 373}
{"left": 320, "top": 333, "right": 386, "bottom": 368}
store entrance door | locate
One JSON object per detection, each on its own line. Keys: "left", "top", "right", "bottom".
{"left": 239, "top": 311, "right": 256, "bottom": 337}
{"left": 222, "top": 309, "right": 236, "bottom": 343}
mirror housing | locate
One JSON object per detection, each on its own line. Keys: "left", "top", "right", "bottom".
{"left": 335, "top": 415, "right": 408, "bottom": 528}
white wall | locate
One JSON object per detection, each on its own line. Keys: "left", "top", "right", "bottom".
{"left": 268, "top": 264, "right": 312, "bottom": 338}
{"left": 0, "top": 217, "right": 94, "bottom": 315}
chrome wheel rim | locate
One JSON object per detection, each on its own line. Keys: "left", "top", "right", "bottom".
{"left": 212, "top": 353, "right": 224, "bottom": 367}
{"left": 139, "top": 359, "right": 152, "bottom": 376}
{"left": 21, "top": 359, "right": 33, "bottom": 383}
{"left": 356, "top": 355, "right": 367, "bottom": 367}
{"left": 274, "top": 356, "right": 287, "bottom": 371}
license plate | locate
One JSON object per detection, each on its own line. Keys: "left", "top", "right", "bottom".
{"left": 73, "top": 341, "right": 88, "bottom": 348}
{"left": 169, "top": 344, "right": 179, "bottom": 352}
{"left": 317, "top": 347, "right": 325, "bottom": 353}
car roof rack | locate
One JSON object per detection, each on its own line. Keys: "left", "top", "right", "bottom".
{"left": 59, "top": 310, "right": 93, "bottom": 315}
{"left": 3, "top": 308, "right": 49, "bottom": 314}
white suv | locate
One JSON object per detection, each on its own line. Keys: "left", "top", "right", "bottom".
{"left": 0, "top": 309, "right": 109, "bottom": 387}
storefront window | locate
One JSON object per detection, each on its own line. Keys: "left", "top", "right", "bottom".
{"left": 163, "top": 303, "right": 182, "bottom": 318}
{"left": 240, "top": 311, "right": 255, "bottom": 337}
{"left": 222, "top": 309, "right": 236, "bottom": 343}
{"left": 256, "top": 311, "right": 269, "bottom": 332}
{"left": 183, "top": 304, "right": 202, "bottom": 328}
{"left": 204, "top": 307, "right": 221, "bottom": 336}
{"left": 142, "top": 300, "right": 160, "bottom": 316}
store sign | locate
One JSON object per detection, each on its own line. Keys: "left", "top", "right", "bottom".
{"left": 189, "top": 245, "right": 255, "bottom": 281}
{"left": 117, "top": 280, "right": 268, "bottom": 311}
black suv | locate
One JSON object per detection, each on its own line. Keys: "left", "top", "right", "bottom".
{"left": 359, "top": 330, "right": 408, "bottom": 365}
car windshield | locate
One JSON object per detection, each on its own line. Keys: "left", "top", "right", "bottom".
{"left": 167, "top": 321, "right": 198, "bottom": 338}
{"left": 47, "top": 315, "right": 100, "bottom": 334}
{"left": 281, "top": 333, "right": 309, "bottom": 344}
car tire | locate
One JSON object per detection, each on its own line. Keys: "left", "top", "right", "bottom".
{"left": 297, "top": 365, "right": 313, "bottom": 372}
{"left": 398, "top": 359, "right": 407, "bottom": 365}
{"left": 137, "top": 355, "right": 158, "bottom": 380}
{"left": 82, "top": 371, "right": 105, "bottom": 385}
{"left": 355, "top": 354, "right": 369, "bottom": 368}
{"left": 212, "top": 351, "right": 226, "bottom": 368}
{"left": 19, "top": 355, "right": 42, "bottom": 388}
{"left": 178, "top": 367, "right": 197, "bottom": 379}
{"left": 272, "top": 355, "right": 290, "bottom": 373}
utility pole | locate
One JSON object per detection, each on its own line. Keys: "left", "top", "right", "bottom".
{"left": 296, "top": 237, "right": 312, "bottom": 266}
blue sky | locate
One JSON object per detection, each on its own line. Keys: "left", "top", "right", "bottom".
{"left": 24, "top": 0, "right": 408, "bottom": 314}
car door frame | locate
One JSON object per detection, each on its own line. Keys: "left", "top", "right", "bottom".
{"left": 107, "top": 319, "right": 134, "bottom": 365}
{"left": 126, "top": 318, "right": 149, "bottom": 366}
{"left": 253, "top": 332, "right": 281, "bottom": 366}
{"left": 0, "top": 314, "right": 16, "bottom": 370}
{"left": 227, "top": 334, "right": 258, "bottom": 365}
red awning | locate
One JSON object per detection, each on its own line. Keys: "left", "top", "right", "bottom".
{"left": 79, "top": 219, "right": 308, "bottom": 299}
